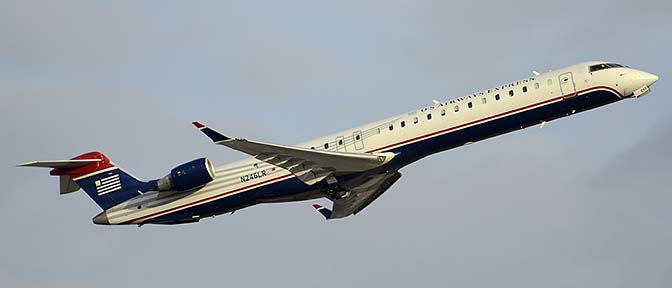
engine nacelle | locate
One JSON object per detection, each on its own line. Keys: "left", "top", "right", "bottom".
{"left": 156, "top": 158, "right": 216, "bottom": 192}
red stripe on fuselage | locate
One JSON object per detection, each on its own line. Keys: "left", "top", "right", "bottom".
{"left": 366, "top": 86, "right": 622, "bottom": 153}
{"left": 122, "top": 173, "right": 294, "bottom": 224}
{"left": 127, "top": 85, "right": 621, "bottom": 224}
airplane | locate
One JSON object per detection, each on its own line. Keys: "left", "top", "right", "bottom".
{"left": 18, "top": 61, "right": 659, "bottom": 225}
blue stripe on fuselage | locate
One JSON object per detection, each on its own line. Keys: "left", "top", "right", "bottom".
{"left": 145, "top": 90, "right": 621, "bottom": 224}
{"left": 387, "top": 90, "right": 620, "bottom": 167}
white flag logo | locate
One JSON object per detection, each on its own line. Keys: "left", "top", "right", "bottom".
{"left": 95, "top": 174, "right": 122, "bottom": 196}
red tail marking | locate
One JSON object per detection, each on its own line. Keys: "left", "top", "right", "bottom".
{"left": 49, "top": 152, "right": 115, "bottom": 179}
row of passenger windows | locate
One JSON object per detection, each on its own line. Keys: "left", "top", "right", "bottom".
{"left": 317, "top": 78, "right": 555, "bottom": 149}
{"left": 385, "top": 79, "right": 554, "bottom": 130}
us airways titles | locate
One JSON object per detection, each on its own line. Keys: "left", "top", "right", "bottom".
{"left": 419, "top": 77, "right": 536, "bottom": 112}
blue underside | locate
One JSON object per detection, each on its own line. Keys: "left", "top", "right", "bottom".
{"left": 148, "top": 91, "right": 621, "bottom": 224}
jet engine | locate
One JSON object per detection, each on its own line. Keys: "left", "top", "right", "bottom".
{"left": 155, "top": 158, "right": 216, "bottom": 192}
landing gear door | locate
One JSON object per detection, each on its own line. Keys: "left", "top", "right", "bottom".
{"left": 559, "top": 72, "right": 576, "bottom": 98}
{"left": 353, "top": 131, "right": 364, "bottom": 150}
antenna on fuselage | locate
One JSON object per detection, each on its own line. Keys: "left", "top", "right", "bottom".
{"left": 532, "top": 70, "right": 540, "bottom": 76}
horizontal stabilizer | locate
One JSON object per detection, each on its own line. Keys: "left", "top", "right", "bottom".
{"left": 17, "top": 152, "right": 146, "bottom": 210}
{"left": 17, "top": 159, "right": 102, "bottom": 169}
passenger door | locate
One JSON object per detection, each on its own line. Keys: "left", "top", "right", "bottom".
{"left": 559, "top": 72, "right": 576, "bottom": 98}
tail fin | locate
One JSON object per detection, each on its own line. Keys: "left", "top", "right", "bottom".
{"left": 18, "top": 152, "right": 149, "bottom": 210}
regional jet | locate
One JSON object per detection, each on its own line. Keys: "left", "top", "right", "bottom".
{"left": 18, "top": 61, "right": 659, "bottom": 225}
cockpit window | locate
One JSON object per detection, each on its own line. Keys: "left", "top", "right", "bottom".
{"left": 589, "top": 63, "right": 626, "bottom": 72}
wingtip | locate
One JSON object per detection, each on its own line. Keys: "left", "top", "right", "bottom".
{"left": 193, "top": 122, "right": 231, "bottom": 143}
{"left": 192, "top": 121, "right": 206, "bottom": 129}
{"left": 312, "top": 204, "right": 332, "bottom": 220}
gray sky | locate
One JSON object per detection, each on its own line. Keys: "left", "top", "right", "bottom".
{"left": 2, "top": 1, "right": 671, "bottom": 287}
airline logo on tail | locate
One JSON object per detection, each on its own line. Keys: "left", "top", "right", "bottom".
{"left": 95, "top": 174, "right": 122, "bottom": 196}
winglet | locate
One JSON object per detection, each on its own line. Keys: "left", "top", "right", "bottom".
{"left": 192, "top": 122, "right": 231, "bottom": 143}
{"left": 312, "top": 204, "right": 332, "bottom": 220}
{"left": 192, "top": 121, "right": 206, "bottom": 129}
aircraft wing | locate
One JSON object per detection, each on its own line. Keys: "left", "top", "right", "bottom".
{"left": 192, "top": 122, "right": 395, "bottom": 185}
{"left": 314, "top": 171, "right": 402, "bottom": 219}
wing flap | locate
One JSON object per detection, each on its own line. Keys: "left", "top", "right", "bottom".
{"left": 192, "top": 122, "right": 395, "bottom": 186}
{"left": 329, "top": 171, "right": 401, "bottom": 219}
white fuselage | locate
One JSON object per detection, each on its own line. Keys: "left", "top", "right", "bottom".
{"left": 105, "top": 61, "right": 658, "bottom": 224}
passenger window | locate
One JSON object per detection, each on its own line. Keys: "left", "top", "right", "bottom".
{"left": 311, "top": 146, "right": 315, "bottom": 150}
{"left": 482, "top": 98, "right": 487, "bottom": 104}
{"left": 400, "top": 121, "right": 406, "bottom": 128}
{"left": 413, "top": 117, "right": 419, "bottom": 124}
{"left": 324, "top": 143, "right": 329, "bottom": 149}
{"left": 509, "top": 90, "right": 514, "bottom": 97}
{"left": 468, "top": 102, "right": 473, "bottom": 108}
{"left": 454, "top": 106, "right": 459, "bottom": 112}
{"left": 389, "top": 125, "right": 393, "bottom": 131}
{"left": 495, "top": 94, "right": 500, "bottom": 101}
{"left": 441, "top": 109, "right": 446, "bottom": 116}
{"left": 427, "top": 113, "right": 432, "bottom": 120}
{"left": 547, "top": 79, "right": 552, "bottom": 86}
{"left": 534, "top": 82, "right": 540, "bottom": 89}
{"left": 522, "top": 86, "right": 528, "bottom": 93}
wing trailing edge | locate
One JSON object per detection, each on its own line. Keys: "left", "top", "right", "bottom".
{"left": 191, "top": 121, "right": 396, "bottom": 186}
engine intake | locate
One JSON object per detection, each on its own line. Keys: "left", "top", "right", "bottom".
{"left": 156, "top": 158, "right": 216, "bottom": 192}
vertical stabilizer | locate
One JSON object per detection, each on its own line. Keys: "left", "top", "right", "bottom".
{"left": 19, "top": 152, "right": 149, "bottom": 210}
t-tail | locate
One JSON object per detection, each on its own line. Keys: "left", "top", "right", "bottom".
{"left": 17, "top": 152, "right": 152, "bottom": 211}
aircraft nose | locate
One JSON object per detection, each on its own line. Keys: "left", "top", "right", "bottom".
{"left": 637, "top": 71, "right": 659, "bottom": 86}
{"left": 646, "top": 73, "right": 658, "bottom": 86}
{"left": 92, "top": 212, "right": 110, "bottom": 225}
{"left": 627, "top": 70, "right": 659, "bottom": 98}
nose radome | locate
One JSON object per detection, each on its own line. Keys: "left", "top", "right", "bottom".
{"left": 649, "top": 73, "right": 659, "bottom": 85}
{"left": 640, "top": 71, "right": 659, "bottom": 86}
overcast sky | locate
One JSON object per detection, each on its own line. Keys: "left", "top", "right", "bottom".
{"left": 2, "top": 1, "right": 671, "bottom": 287}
